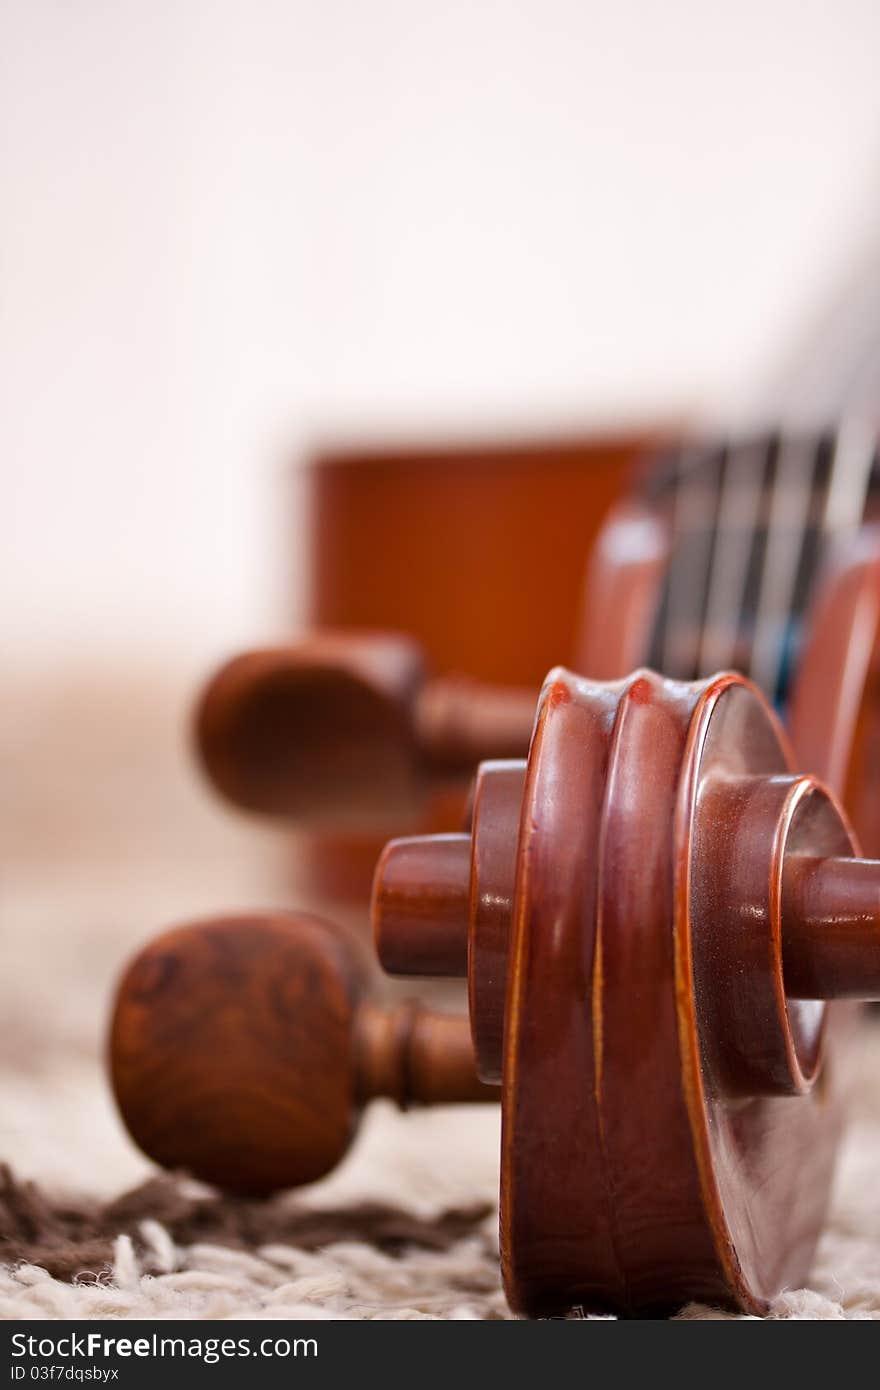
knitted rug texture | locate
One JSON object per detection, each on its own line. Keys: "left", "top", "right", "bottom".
{"left": 2, "top": 1027, "right": 880, "bottom": 1320}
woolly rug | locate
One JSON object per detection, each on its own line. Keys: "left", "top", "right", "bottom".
{"left": 2, "top": 672, "right": 880, "bottom": 1320}
{"left": 3, "top": 1031, "right": 880, "bottom": 1320}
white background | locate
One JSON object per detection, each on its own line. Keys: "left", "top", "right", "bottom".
{"left": 3, "top": 0, "right": 880, "bottom": 676}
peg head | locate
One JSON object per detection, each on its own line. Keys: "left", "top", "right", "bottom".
{"left": 109, "top": 912, "right": 369, "bottom": 1195}
{"left": 194, "top": 633, "right": 427, "bottom": 826}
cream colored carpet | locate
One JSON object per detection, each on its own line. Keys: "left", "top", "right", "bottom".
{"left": 1, "top": 672, "right": 879, "bottom": 1319}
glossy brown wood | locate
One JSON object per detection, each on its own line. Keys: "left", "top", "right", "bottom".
{"left": 195, "top": 634, "right": 427, "bottom": 826}
{"left": 373, "top": 665, "right": 880, "bottom": 1316}
{"left": 789, "top": 525, "right": 880, "bottom": 852}
{"left": 196, "top": 634, "right": 536, "bottom": 827}
{"left": 372, "top": 833, "right": 472, "bottom": 976}
{"left": 573, "top": 500, "right": 670, "bottom": 678}
{"left": 305, "top": 436, "right": 656, "bottom": 686}
{"left": 109, "top": 912, "right": 492, "bottom": 1197}
{"left": 465, "top": 760, "right": 525, "bottom": 1084}
{"left": 783, "top": 856, "right": 880, "bottom": 999}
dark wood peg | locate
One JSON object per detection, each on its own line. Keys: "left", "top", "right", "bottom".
{"left": 195, "top": 631, "right": 537, "bottom": 826}
{"left": 109, "top": 912, "right": 493, "bottom": 1197}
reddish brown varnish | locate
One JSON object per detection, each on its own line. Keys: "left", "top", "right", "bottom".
{"left": 305, "top": 436, "right": 656, "bottom": 686}
{"left": 114, "top": 665, "right": 880, "bottom": 1315}
{"left": 373, "top": 667, "right": 880, "bottom": 1317}
{"left": 196, "top": 633, "right": 537, "bottom": 827}
{"left": 789, "top": 524, "right": 880, "bottom": 852}
{"left": 109, "top": 912, "right": 493, "bottom": 1197}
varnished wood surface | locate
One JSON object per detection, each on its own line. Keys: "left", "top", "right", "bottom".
{"left": 110, "top": 912, "right": 492, "bottom": 1196}
{"left": 110, "top": 914, "right": 363, "bottom": 1195}
{"left": 789, "top": 525, "right": 880, "bottom": 853}
{"left": 196, "top": 635, "right": 537, "bottom": 827}
{"left": 373, "top": 665, "right": 880, "bottom": 1316}
{"left": 305, "top": 435, "right": 655, "bottom": 686}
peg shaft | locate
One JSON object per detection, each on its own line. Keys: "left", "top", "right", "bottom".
{"left": 373, "top": 834, "right": 471, "bottom": 976}
{"left": 415, "top": 677, "right": 537, "bottom": 766}
{"left": 356, "top": 1002, "right": 495, "bottom": 1106}
{"left": 783, "top": 855, "right": 880, "bottom": 1000}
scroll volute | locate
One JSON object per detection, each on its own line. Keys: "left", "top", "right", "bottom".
{"left": 373, "top": 665, "right": 880, "bottom": 1316}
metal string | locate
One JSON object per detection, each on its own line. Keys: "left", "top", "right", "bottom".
{"left": 696, "top": 438, "right": 768, "bottom": 677}
{"left": 748, "top": 435, "right": 818, "bottom": 699}
{"left": 656, "top": 445, "right": 724, "bottom": 679}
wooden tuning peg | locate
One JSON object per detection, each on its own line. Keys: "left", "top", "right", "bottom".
{"left": 195, "top": 631, "right": 537, "bottom": 827}
{"left": 109, "top": 912, "right": 493, "bottom": 1197}
{"left": 372, "top": 665, "right": 880, "bottom": 1317}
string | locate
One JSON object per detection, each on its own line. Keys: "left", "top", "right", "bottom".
{"left": 658, "top": 445, "right": 723, "bottom": 678}
{"left": 642, "top": 425, "right": 876, "bottom": 693}
{"left": 696, "top": 439, "right": 767, "bottom": 677}
{"left": 820, "top": 416, "right": 875, "bottom": 543}
{"left": 748, "top": 436, "right": 817, "bottom": 699}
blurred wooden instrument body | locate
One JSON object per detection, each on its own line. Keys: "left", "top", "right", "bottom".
{"left": 200, "top": 431, "right": 657, "bottom": 906}
{"left": 198, "top": 425, "right": 880, "bottom": 879}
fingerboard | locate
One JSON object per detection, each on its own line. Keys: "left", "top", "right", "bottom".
{"left": 645, "top": 425, "right": 879, "bottom": 705}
